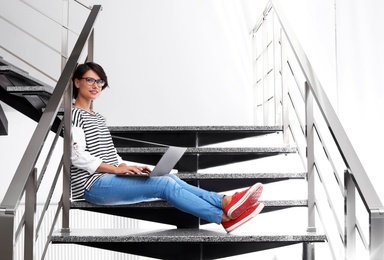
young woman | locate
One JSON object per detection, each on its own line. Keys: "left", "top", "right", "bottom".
{"left": 70, "top": 62, "right": 264, "bottom": 232}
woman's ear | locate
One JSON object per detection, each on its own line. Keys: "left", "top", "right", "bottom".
{"left": 74, "top": 78, "right": 80, "bottom": 88}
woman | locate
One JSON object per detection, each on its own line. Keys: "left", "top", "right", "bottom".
{"left": 70, "top": 62, "right": 264, "bottom": 233}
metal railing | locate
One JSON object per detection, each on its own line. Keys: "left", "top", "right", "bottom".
{"left": 0, "top": 0, "right": 92, "bottom": 82}
{"left": 252, "top": 1, "right": 384, "bottom": 259}
{"left": 0, "top": 4, "right": 102, "bottom": 260}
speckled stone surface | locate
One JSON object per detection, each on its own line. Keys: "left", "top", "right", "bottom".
{"left": 6, "top": 85, "right": 53, "bottom": 93}
{"left": 176, "top": 172, "right": 306, "bottom": 180}
{"left": 71, "top": 199, "right": 307, "bottom": 209}
{"left": 116, "top": 147, "right": 297, "bottom": 154}
{"left": 52, "top": 228, "right": 326, "bottom": 243}
{"left": 108, "top": 125, "right": 283, "bottom": 132}
{"left": 1, "top": 65, "right": 53, "bottom": 92}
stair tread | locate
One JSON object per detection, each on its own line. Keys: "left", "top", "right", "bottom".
{"left": 51, "top": 228, "right": 326, "bottom": 243}
{"left": 178, "top": 172, "right": 306, "bottom": 179}
{"left": 0, "top": 65, "right": 52, "bottom": 90}
{"left": 71, "top": 199, "right": 307, "bottom": 209}
{"left": 5, "top": 85, "right": 53, "bottom": 94}
{"left": 116, "top": 147, "right": 297, "bottom": 153}
{"left": 109, "top": 125, "right": 282, "bottom": 132}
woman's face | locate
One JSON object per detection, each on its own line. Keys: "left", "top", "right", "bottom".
{"left": 74, "top": 69, "right": 103, "bottom": 101}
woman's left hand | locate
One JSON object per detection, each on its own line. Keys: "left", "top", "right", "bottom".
{"left": 115, "top": 164, "right": 152, "bottom": 176}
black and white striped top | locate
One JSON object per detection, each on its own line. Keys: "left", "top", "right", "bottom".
{"left": 70, "top": 107, "right": 121, "bottom": 200}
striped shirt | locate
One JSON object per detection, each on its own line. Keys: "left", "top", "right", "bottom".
{"left": 70, "top": 107, "right": 122, "bottom": 200}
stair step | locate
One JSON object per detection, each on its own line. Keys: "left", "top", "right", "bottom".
{"left": 71, "top": 199, "right": 307, "bottom": 211}
{"left": 178, "top": 172, "right": 306, "bottom": 191}
{"left": 117, "top": 147, "right": 297, "bottom": 171}
{"left": 70, "top": 199, "right": 306, "bottom": 228}
{"left": 5, "top": 85, "right": 53, "bottom": 94}
{"left": 0, "top": 65, "right": 51, "bottom": 89}
{"left": 110, "top": 125, "right": 282, "bottom": 147}
{"left": 51, "top": 228, "right": 326, "bottom": 259}
{"left": 0, "top": 61, "right": 58, "bottom": 129}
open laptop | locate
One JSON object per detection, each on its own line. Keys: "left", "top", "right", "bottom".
{"left": 123, "top": 146, "right": 187, "bottom": 177}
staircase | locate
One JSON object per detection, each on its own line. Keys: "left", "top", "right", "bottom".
{"left": 2, "top": 1, "right": 384, "bottom": 259}
{"left": 0, "top": 54, "right": 327, "bottom": 259}
{"left": 50, "top": 126, "right": 326, "bottom": 259}
{"left": 0, "top": 56, "right": 62, "bottom": 134}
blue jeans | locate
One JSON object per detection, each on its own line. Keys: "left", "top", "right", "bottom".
{"left": 84, "top": 174, "right": 224, "bottom": 224}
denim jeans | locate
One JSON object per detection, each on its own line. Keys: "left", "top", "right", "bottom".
{"left": 84, "top": 174, "right": 224, "bottom": 224}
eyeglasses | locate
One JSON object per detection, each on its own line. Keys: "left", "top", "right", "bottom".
{"left": 80, "top": 77, "right": 105, "bottom": 87}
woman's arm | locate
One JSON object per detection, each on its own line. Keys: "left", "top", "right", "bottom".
{"left": 72, "top": 126, "right": 151, "bottom": 175}
{"left": 71, "top": 126, "right": 103, "bottom": 174}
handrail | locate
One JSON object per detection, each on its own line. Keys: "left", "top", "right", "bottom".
{"left": 252, "top": 0, "right": 384, "bottom": 259}
{"left": 269, "top": 0, "right": 383, "bottom": 211}
{"left": 0, "top": 4, "right": 101, "bottom": 211}
{"left": 0, "top": 0, "right": 93, "bottom": 83}
{"left": 19, "top": 0, "right": 91, "bottom": 32}
{"left": 0, "top": 4, "right": 102, "bottom": 259}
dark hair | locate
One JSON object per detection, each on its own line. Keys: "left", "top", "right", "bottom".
{"left": 72, "top": 62, "right": 109, "bottom": 99}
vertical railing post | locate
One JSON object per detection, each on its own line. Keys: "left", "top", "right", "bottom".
{"left": 304, "top": 81, "right": 315, "bottom": 260}
{"left": 87, "top": 29, "right": 94, "bottom": 62}
{"left": 262, "top": 15, "right": 269, "bottom": 125}
{"left": 62, "top": 80, "right": 72, "bottom": 232}
{"left": 61, "top": 3, "right": 70, "bottom": 231}
{"left": 252, "top": 30, "right": 259, "bottom": 125}
{"left": 61, "top": 0, "right": 69, "bottom": 70}
{"left": 344, "top": 169, "right": 356, "bottom": 260}
{"left": 370, "top": 210, "right": 384, "bottom": 260}
{"left": 273, "top": 12, "right": 281, "bottom": 126}
{"left": 0, "top": 209, "right": 15, "bottom": 260}
{"left": 24, "top": 168, "right": 37, "bottom": 260}
{"left": 280, "top": 31, "right": 289, "bottom": 145}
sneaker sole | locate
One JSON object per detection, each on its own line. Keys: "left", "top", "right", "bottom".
{"left": 227, "top": 183, "right": 263, "bottom": 219}
{"left": 225, "top": 203, "right": 265, "bottom": 233}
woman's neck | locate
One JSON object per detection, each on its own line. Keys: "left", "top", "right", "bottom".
{"left": 74, "top": 99, "right": 93, "bottom": 113}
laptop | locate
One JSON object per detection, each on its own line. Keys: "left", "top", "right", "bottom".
{"left": 123, "top": 146, "right": 187, "bottom": 177}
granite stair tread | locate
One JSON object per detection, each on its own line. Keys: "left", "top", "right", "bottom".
{"left": 0, "top": 64, "right": 52, "bottom": 92}
{"left": 71, "top": 199, "right": 308, "bottom": 209}
{"left": 117, "top": 146, "right": 297, "bottom": 171}
{"left": 116, "top": 147, "right": 297, "bottom": 154}
{"left": 109, "top": 125, "right": 282, "bottom": 132}
{"left": 177, "top": 172, "right": 306, "bottom": 180}
{"left": 51, "top": 228, "right": 326, "bottom": 244}
{"left": 110, "top": 125, "right": 283, "bottom": 147}
{"left": 0, "top": 58, "right": 57, "bottom": 131}
{"left": 51, "top": 228, "right": 326, "bottom": 259}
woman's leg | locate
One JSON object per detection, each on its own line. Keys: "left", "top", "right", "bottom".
{"left": 84, "top": 173, "right": 224, "bottom": 224}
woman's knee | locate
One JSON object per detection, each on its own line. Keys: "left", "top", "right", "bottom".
{"left": 163, "top": 174, "right": 180, "bottom": 182}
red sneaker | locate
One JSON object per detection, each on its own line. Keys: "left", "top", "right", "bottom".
{"left": 223, "top": 183, "right": 263, "bottom": 219}
{"left": 222, "top": 202, "right": 264, "bottom": 233}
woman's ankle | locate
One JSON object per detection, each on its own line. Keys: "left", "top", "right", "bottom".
{"left": 222, "top": 195, "right": 231, "bottom": 209}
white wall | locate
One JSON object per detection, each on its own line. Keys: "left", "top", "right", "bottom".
{"left": 335, "top": 0, "right": 384, "bottom": 200}
{"left": 92, "top": 0, "right": 268, "bottom": 126}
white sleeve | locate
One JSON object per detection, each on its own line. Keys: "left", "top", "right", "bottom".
{"left": 116, "top": 151, "right": 124, "bottom": 165}
{"left": 71, "top": 126, "right": 103, "bottom": 174}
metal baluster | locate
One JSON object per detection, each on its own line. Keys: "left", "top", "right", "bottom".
{"left": 344, "top": 169, "right": 356, "bottom": 260}
{"left": 24, "top": 168, "right": 37, "bottom": 260}
{"left": 262, "top": 15, "right": 269, "bottom": 125}
{"left": 304, "top": 81, "right": 315, "bottom": 260}
{"left": 281, "top": 30, "right": 289, "bottom": 145}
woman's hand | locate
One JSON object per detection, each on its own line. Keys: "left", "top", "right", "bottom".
{"left": 114, "top": 163, "right": 152, "bottom": 176}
